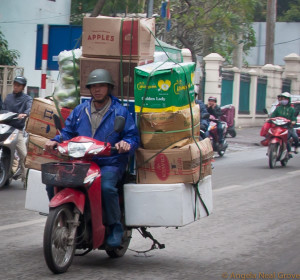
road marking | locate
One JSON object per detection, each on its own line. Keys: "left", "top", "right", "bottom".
{"left": 0, "top": 218, "right": 46, "bottom": 232}
{"left": 214, "top": 170, "right": 300, "bottom": 193}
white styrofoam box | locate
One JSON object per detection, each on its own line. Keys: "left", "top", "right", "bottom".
{"left": 25, "top": 169, "right": 49, "bottom": 214}
{"left": 124, "top": 175, "right": 212, "bottom": 227}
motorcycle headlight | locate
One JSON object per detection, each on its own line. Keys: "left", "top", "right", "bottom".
{"left": 4, "top": 131, "right": 18, "bottom": 145}
{"left": 67, "top": 142, "right": 93, "bottom": 158}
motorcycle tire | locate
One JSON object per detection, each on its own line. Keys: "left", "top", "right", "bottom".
{"left": 268, "top": 143, "right": 278, "bottom": 169}
{"left": 43, "top": 204, "right": 78, "bottom": 274}
{"left": 0, "top": 160, "right": 8, "bottom": 188}
{"left": 227, "top": 128, "right": 237, "bottom": 138}
{"left": 105, "top": 227, "right": 132, "bottom": 258}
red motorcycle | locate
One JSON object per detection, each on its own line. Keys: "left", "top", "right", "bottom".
{"left": 41, "top": 116, "right": 133, "bottom": 274}
{"left": 261, "top": 117, "right": 291, "bottom": 169}
{"left": 208, "top": 115, "right": 228, "bottom": 157}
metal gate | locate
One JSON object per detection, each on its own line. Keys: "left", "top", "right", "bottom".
{"left": 239, "top": 73, "right": 250, "bottom": 114}
{"left": 221, "top": 71, "right": 234, "bottom": 106}
{"left": 282, "top": 78, "right": 291, "bottom": 93}
{"left": 256, "top": 76, "right": 267, "bottom": 114}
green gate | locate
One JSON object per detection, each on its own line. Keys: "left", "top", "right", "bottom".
{"left": 221, "top": 71, "right": 234, "bottom": 106}
{"left": 256, "top": 76, "right": 267, "bottom": 114}
{"left": 282, "top": 78, "right": 291, "bottom": 93}
{"left": 239, "top": 73, "right": 250, "bottom": 114}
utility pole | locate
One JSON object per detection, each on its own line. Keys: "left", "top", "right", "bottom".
{"left": 265, "top": 0, "right": 277, "bottom": 65}
{"left": 147, "top": 0, "right": 154, "bottom": 17}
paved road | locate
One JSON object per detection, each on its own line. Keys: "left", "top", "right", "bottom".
{"left": 0, "top": 130, "right": 299, "bottom": 279}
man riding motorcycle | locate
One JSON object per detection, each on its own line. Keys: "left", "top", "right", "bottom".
{"left": 271, "top": 92, "right": 298, "bottom": 157}
{"left": 206, "top": 96, "right": 224, "bottom": 147}
{"left": 45, "top": 69, "right": 140, "bottom": 248}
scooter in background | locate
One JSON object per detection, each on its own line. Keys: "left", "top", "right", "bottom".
{"left": 0, "top": 111, "right": 22, "bottom": 188}
{"left": 221, "top": 104, "right": 236, "bottom": 138}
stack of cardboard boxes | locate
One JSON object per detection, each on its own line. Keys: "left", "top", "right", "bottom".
{"left": 25, "top": 98, "right": 71, "bottom": 171}
{"left": 80, "top": 16, "right": 155, "bottom": 100}
{"left": 133, "top": 62, "right": 213, "bottom": 184}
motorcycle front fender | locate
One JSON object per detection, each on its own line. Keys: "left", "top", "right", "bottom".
{"left": 269, "top": 137, "right": 283, "bottom": 145}
{"left": 49, "top": 188, "right": 85, "bottom": 214}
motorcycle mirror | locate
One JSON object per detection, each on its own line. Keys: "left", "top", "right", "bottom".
{"left": 114, "top": 116, "right": 126, "bottom": 133}
{"left": 53, "top": 114, "right": 63, "bottom": 132}
{"left": 104, "top": 116, "right": 126, "bottom": 146}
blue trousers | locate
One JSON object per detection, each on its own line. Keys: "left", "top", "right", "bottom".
{"left": 46, "top": 170, "right": 121, "bottom": 226}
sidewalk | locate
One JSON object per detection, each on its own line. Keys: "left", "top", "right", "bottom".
{"left": 225, "top": 126, "right": 262, "bottom": 146}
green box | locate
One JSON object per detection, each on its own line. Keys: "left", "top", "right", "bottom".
{"left": 134, "top": 62, "right": 195, "bottom": 112}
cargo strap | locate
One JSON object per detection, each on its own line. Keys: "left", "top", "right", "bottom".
{"left": 192, "top": 183, "right": 210, "bottom": 220}
{"left": 128, "top": 227, "right": 165, "bottom": 256}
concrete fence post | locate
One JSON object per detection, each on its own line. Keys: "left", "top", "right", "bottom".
{"left": 262, "top": 64, "right": 282, "bottom": 111}
{"left": 249, "top": 69, "right": 258, "bottom": 121}
{"left": 232, "top": 67, "right": 241, "bottom": 126}
{"left": 283, "top": 53, "right": 300, "bottom": 95}
{"left": 203, "top": 53, "right": 225, "bottom": 103}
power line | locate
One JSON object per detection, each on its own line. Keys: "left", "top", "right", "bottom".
{"left": 254, "top": 36, "right": 300, "bottom": 47}
{"left": 0, "top": 13, "right": 71, "bottom": 24}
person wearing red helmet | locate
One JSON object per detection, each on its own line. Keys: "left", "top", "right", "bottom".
{"left": 206, "top": 96, "right": 224, "bottom": 146}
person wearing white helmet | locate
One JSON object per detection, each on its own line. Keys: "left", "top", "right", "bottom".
{"left": 271, "top": 92, "right": 298, "bottom": 156}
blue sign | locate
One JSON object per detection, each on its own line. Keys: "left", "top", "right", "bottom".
{"left": 35, "top": 24, "right": 82, "bottom": 71}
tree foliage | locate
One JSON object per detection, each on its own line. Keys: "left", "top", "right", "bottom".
{"left": 0, "top": 29, "right": 20, "bottom": 66}
{"left": 153, "top": 0, "right": 259, "bottom": 63}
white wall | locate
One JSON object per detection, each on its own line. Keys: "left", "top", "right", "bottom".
{"left": 0, "top": 0, "right": 71, "bottom": 95}
{"left": 246, "top": 22, "right": 300, "bottom": 66}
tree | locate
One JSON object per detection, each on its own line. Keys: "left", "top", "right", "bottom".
{"left": 277, "top": 0, "right": 300, "bottom": 21}
{"left": 153, "top": 0, "right": 258, "bottom": 64}
{"left": 0, "top": 29, "right": 20, "bottom": 66}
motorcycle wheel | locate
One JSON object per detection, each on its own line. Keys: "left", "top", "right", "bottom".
{"left": 268, "top": 143, "right": 278, "bottom": 169}
{"left": 105, "top": 227, "right": 132, "bottom": 258}
{"left": 43, "top": 204, "right": 78, "bottom": 274}
{"left": 0, "top": 160, "right": 8, "bottom": 188}
{"left": 228, "top": 128, "right": 237, "bottom": 138}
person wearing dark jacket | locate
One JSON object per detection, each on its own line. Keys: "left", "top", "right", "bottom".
{"left": 45, "top": 69, "right": 140, "bottom": 248}
{"left": 2, "top": 76, "right": 33, "bottom": 185}
{"left": 195, "top": 99, "right": 209, "bottom": 139}
{"left": 206, "top": 96, "right": 224, "bottom": 145}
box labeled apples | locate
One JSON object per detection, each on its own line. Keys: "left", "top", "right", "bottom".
{"left": 82, "top": 16, "right": 155, "bottom": 59}
{"left": 25, "top": 133, "right": 63, "bottom": 171}
{"left": 134, "top": 62, "right": 195, "bottom": 113}
{"left": 136, "top": 138, "right": 213, "bottom": 184}
{"left": 139, "top": 103, "right": 200, "bottom": 149}
{"left": 80, "top": 57, "right": 153, "bottom": 99}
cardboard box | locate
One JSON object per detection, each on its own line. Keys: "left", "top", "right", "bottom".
{"left": 25, "top": 133, "right": 63, "bottom": 171}
{"left": 134, "top": 62, "right": 196, "bottom": 113}
{"left": 124, "top": 175, "right": 213, "bottom": 227}
{"left": 25, "top": 169, "right": 49, "bottom": 214}
{"left": 139, "top": 103, "right": 200, "bottom": 149}
{"left": 82, "top": 16, "right": 155, "bottom": 59}
{"left": 80, "top": 57, "right": 153, "bottom": 99}
{"left": 26, "top": 98, "right": 71, "bottom": 139}
{"left": 136, "top": 138, "right": 213, "bottom": 184}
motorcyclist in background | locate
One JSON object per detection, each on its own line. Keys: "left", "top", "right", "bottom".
{"left": 195, "top": 98, "right": 209, "bottom": 139}
{"left": 271, "top": 92, "right": 298, "bottom": 157}
{"left": 2, "top": 76, "right": 33, "bottom": 186}
{"left": 206, "top": 96, "right": 224, "bottom": 147}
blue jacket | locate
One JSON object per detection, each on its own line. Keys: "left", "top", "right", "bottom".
{"left": 195, "top": 99, "right": 209, "bottom": 128}
{"left": 52, "top": 95, "right": 140, "bottom": 178}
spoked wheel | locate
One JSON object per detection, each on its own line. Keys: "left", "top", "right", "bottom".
{"left": 43, "top": 204, "right": 79, "bottom": 274}
{"left": 268, "top": 143, "right": 278, "bottom": 169}
{"left": 105, "top": 227, "right": 132, "bottom": 258}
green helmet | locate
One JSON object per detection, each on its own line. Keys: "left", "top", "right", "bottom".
{"left": 86, "top": 69, "right": 114, "bottom": 89}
